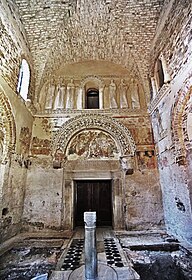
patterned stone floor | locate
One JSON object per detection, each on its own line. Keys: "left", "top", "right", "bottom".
{"left": 50, "top": 227, "right": 140, "bottom": 280}
{"left": 104, "top": 238, "right": 124, "bottom": 267}
{"left": 61, "top": 239, "right": 84, "bottom": 271}
{"left": 60, "top": 237, "right": 125, "bottom": 272}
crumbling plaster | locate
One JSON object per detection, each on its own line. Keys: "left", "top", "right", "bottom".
{"left": 20, "top": 110, "right": 164, "bottom": 232}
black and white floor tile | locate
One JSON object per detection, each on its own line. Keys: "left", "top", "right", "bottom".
{"left": 61, "top": 237, "right": 124, "bottom": 271}
{"left": 104, "top": 238, "right": 124, "bottom": 267}
{"left": 61, "top": 239, "right": 84, "bottom": 271}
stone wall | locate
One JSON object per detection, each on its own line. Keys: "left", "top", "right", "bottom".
{"left": 22, "top": 112, "right": 164, "bottom": 232}
{"left": 0, "top": 1, "right": 35, "bottom": 241}
{"left": 150, "top": 0, "right": 192, "bottom": 242}
{"left": 0, "top": 78, "right": 33, "bottom": 242}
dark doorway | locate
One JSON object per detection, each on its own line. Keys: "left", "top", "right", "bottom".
{"left": 74, "top": 180, "right": 112, "bottom": 227}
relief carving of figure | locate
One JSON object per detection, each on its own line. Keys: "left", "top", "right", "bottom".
{"left": 53, "top": 77, "right": 65, "bottom": 110}
{"left": 131, "top": 81, "right": 140, "bottom": 109}
{"left": 119, "top": 79, "right": 128, "bottom": 108}
{"left": 66, "top": 79, "right": 75, "bottom": 109}
{"left": 120, "top": 156, "right": 128, "bottom": 172}
{"left": 109, "top": 79, "right": 118, "bottom": 109}
{"left": 45, "top": 77, "right": 56, "bottom": 109}
{"left": 76, "top": 87, "right": 83, "bottom": 109}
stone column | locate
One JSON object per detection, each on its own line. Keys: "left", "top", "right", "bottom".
{"left": 84, "top": 212, "right": 97, "bottom": 280}
{"left": 99, "top": 88, "right": 104, "bottom": 109}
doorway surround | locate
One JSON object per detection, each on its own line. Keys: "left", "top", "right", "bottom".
{"left": 62, "top": 166, "right": 123, "bottom": 230}
{"left": 74, "top": 179, "right": 112, "bottom": 227}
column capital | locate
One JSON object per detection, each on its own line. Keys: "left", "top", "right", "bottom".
{"left": 84, "top": 212, "right": 96, "bottom": 227}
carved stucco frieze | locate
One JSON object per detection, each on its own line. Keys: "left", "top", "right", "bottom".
{"left": 35, "top": 108, "right": 147, "bottom": 116}
{"left": 51, "top": 114, "right": 136, "bottom": 158}
{"left": 80, "top": 75, "right": 104, "bottom": 89}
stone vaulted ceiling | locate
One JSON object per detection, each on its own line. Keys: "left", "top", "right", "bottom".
{"left": 14, "top": 0, "right": 165, "bottom": 98}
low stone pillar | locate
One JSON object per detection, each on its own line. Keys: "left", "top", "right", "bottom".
{"left": 84, "top": 212, "right": 98, "bottom": 280}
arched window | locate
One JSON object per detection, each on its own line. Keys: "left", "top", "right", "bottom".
{"left": 17, "top": 59, "right": 30, "bottom": 101}
{"left": 86, "top": 88, "right": 99, "bottom": 109}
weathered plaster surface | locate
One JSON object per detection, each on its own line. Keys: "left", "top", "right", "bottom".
{"left": 21, "top": 112, "right": 163, "bottom": 232}
{"left": 0, "top": 78, "right": 33, "bottom": 242}
{"left": 150, "top": 0, "right": 192, "bottom": 242}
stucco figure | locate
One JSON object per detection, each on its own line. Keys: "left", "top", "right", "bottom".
{"left": 66, "top": 79, "right": 75, "bottom": 109}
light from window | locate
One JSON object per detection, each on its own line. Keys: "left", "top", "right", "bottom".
{"left": 17, "top": 59, "right": 30, "bottom": 101}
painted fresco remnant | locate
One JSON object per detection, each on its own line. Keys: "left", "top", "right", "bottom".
{"left": 19, "top": 127, "right": 31, "bottom": 156}
{"left": 31, "top": 137, "right": 51, "bottom": 155}
{"left": 67, "top": 130, "right": 119, "bottom": 160}
{"left": 137, "top": 150, "right": 157, "bottom": 169}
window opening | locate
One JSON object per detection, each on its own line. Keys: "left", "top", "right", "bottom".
{"left": 17, "top": 59, "right": 30, "bottom": 101}
{"left": 86, "top": 88, "right": 99, "bottom": 109}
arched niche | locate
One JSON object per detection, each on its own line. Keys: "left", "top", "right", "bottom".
{"left": 151, "top": 53, "right": 171, "bottom": 99}
{"left": 171, "top": 80, "right": 192, "bottom": 164}
{"left": 80, "top": 76, "right": 105, "bottom": 109}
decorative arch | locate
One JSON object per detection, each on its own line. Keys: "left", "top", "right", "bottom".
{"left": 0, "top": 86, "right": 16, "bottom": 163}
{"left": 80, "top": 75, "right": 104, "bottom": 89}
{"left": 171, "top": 76, "right": 192, "bottom": 163}
{"left": 52, "top": 114, "right": 136, "bottom": 159}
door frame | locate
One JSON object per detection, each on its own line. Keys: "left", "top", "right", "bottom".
{"left": 62, "top": 170, "right": 124, "bottom": 231}
{"left": 74, "top": 179, "right": 113, "bottom": 227}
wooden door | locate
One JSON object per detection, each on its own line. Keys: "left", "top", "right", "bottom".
{"left": 74, "top": 180, "right": 112, "bottom": 227}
